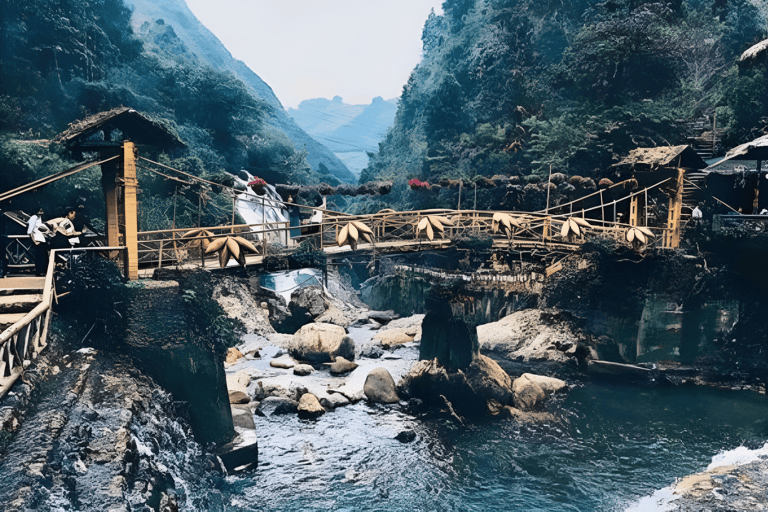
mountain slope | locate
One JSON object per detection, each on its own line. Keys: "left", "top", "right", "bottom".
{"left": 125, "top": 0, "right": 355, "bottom": 183}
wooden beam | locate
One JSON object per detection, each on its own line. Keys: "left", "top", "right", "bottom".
{"left": 102, "top": 160, "right": 120, "bottom": 251}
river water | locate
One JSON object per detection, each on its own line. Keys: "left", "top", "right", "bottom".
{"left": 215, "top": 364, "right": 768, "bottom": 511}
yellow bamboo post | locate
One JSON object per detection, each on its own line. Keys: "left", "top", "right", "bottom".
{"left": 121, "top": 142, "right": 139, "bottom": 280}
{"left": 629, "top": 195, "right": 639, "bottom": 227}
{"left": 664, "top": 169, "right": 685, "bottom": 248}
{"left": 600, "top": 190, "right": 605, "bottom": 224}
{"left": 102, "top": 160, "right": 120, "bottom": 256}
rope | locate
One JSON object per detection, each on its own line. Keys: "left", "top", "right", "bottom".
{"left": 137, "top": 164, "right": 194, "bottom": 186}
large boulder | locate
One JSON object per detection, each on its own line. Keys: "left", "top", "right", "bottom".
{"left": 363, "top": 368, "right": 399, "bottom": 404}
{"left": 511, "top": 376, "right": 546, "bottom": 411}
{"left": 297, "top": 393, "right": 325, "bottom": 418}
{"left": 400, "top": 356, "right": 515, "bottom": 412}
{"left": 476, "top": 309, "right": 580, "bottom": 363}
{"left": 289, "top": 323, "right": 354, "bottom": 362}
{"left": 465, "top": 355, "right": 514, "bottom": 405}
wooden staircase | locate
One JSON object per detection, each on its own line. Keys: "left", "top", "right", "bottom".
{"left": 0, "top": 277, "right": 45, "bottom": 332}
{"left": 681, "top": 171, "right": 708, "bottom": 223}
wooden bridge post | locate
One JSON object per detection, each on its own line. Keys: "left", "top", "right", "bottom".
{"left": 122, "top": 142, "right": 139, "bottom": 280}
{"left": 663, "top": 169, "right": 685, "bottom": 249}
{"left": 102, "top": 161, "right": 120, "bottom": 251}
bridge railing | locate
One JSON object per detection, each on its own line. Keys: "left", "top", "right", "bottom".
{"left": 132, "top": 208, "right": 669, "bottom": 270}
{"left": 316, "top": 209, "right": 669, "bottom": 251}
{"left": 0, "top": 246, "right": 126, "bottom": 398}
{"left": 136, "top": 221, "right": 289, "bottom": 267}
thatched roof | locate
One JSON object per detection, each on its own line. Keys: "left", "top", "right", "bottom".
{"left": 53, "top": 107, "right": 183, "bottom": 148}
{"left": 612, "top": 145, "right": 707, "bottom": 170}
{"left": 740, "top": 39, "right": 768, "bottom": 64}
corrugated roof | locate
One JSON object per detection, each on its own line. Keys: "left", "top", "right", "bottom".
{"left": 708, "top": 134, "right": 768, "bottom": 169}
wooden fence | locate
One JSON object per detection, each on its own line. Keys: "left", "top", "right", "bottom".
{"left": 0, "top": 246, "right": 126, "bottom": 398}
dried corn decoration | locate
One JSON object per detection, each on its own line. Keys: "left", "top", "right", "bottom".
{"left": 415, "top": 215, "right": 454, "bottom": 240}
{"left": 336, "top": 221, "right": 374, "bottom": 250}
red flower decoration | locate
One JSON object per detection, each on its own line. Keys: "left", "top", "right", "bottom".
{"left": 408, "top": 178, "right": 429, "bottom": 190}
{"left": 248, "top": 177, "right": 267, "bottom": 187}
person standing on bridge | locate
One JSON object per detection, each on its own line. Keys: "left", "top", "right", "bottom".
{"left": 27, "top": 207, "right": 50, "bottom": 276}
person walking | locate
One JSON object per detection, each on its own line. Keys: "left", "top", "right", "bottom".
{"left": 27, "top": 207, "right": 50, "bottom": 276}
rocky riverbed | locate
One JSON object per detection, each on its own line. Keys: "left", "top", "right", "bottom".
{"left": 0, "top": 345, "right": 226, "bottom": 511}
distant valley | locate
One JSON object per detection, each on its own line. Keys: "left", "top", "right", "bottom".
{"left": 289, "top": 96, "right": 397, "bottom": 178}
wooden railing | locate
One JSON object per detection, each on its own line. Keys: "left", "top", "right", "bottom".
{"left": 135, "top": 208, "right": 670, "bottom": 269}
{"left": 137, "top": 222, "right": 289, "bottom": 267}
{"left": 0, "top": 246, "right": 126, "bottom": 399}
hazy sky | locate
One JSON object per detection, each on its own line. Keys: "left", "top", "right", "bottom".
{"left": 184, "top": 0, "right": 444, "bottom": 110}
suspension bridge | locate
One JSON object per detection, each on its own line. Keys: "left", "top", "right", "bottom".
{"left": 0, "top": 108, "right": 698, "bottom": 399}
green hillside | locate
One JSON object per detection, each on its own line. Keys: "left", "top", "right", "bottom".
{"left": 0, "top": 0, "right": 333, "bottom": 230}
{"left": 358, "top": 0, "right": 768, "bottom": 213}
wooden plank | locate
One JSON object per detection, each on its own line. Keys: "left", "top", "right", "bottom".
{"left": 545, "top": 261, "right": 563, "bottom": 277}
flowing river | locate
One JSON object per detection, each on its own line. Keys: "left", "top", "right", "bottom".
{"left": 214, "top": 334, "right": 768, "bottom": 511}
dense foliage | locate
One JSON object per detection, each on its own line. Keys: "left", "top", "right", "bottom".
{"left": 0, "top": 0, "right": 323, "bottom": 229}
{"left": 358, "top": 0, "right": 768, "bottom": 212}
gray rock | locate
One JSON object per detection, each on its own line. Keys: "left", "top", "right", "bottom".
{"left": 359, "top": 344, "right": 384, "bottom": 359}
{"left": 516, "top": 373, "right": 568, "bottom": 396}
{"left": 366, "top": 310, "right": 399, "bottom": 324}
{"left": 476, "top": 309, "right": 579, "bottom": 363}
{"left": 269, "top": 355, "right": 295, "bottom": 369}
{"left": 293, "top": 364, "right": 314, "bottom": 376}
{"left": 319, "top": 393, "right": 350, "bottom": 409}
{"left": 363, "top": 367, "right": 399, "bottom": 404}
{"left": 289, "top": 322, "right": 355, "bottom": 362}
{"left": 297, "top": 393, "right": 325, "bottom": 418}
{"left": 231, "top": 407, "right": 256, "bottom": 429}
{"left": 256, "top": 396, "right": 298, "bottom": 417}
{"left": 329, "top": 357, "right": 358, "bottom": 375}
{"left": 511, "top": 376, "right": 546, "bottom": 411}
{"left": 228, "top": 391, "right": 250, "bottom": 404}
{"left": 395, "top": 430, "right": 416, "bottom": 443}
{"left": 465, "top": 355, "right": 514, "bottom": 405}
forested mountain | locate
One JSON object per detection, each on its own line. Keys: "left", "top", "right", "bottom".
{"left": 358, "top": 0, "right": 768, "bottom": 213}
{"left": 289, "top": 96, "right": 398, "bottom": 177}
{"left": 0, "top": 0, "right": 347, "bottom": 232}
{"left": 125, "top": 0, "right": 354, "bottom": 184}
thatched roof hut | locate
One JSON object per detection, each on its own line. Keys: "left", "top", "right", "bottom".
{"left": 53, "top": 107, "right": 183, "bottom": 148}
{"left": 612, "top": 145, "right": 707, "bottom": 170}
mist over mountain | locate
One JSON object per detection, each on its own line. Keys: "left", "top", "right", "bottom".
{"left": 289, "top": 96, "right": 397, "bottom": 177}
{"left": 125, "top": 0, "right": 355, "bottom": 183}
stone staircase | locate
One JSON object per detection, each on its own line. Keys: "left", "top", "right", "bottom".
{"left": 684, "top": 117, "right": 720, "bottom": 161}
{"left": 0, "top": 277, "right": 45, "bottom": 332}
